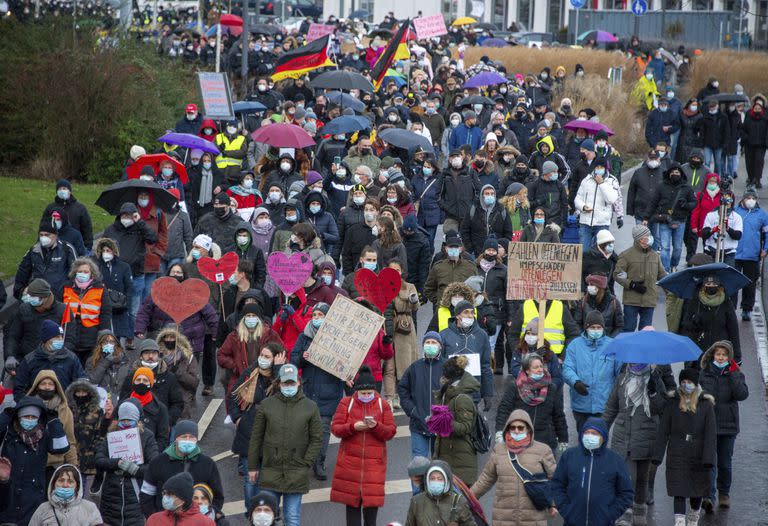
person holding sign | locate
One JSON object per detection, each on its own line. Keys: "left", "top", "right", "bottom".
{"left": 440, "top": 300, "right": 494, "bottom": 410}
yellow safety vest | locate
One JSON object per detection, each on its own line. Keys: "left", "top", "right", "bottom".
{"left": 520, "top": 299, "right": 565, "bottom": 354}
{"left": 215, "top": 135, "right": 246, "bottom": 169}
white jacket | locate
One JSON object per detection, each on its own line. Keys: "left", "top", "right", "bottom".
{"left": 575, "top": 174, "right": 620, "bottom": 227}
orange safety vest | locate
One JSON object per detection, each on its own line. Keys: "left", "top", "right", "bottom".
{"left": 62, "top": 286, "right": 103, "bottom": 328}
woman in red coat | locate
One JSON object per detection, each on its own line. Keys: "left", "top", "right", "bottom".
{"left": 330, "top": 365, "right": 397, "bottom": 526}
{"left": 690, "top": 173, "right": 722, "bottom": 240}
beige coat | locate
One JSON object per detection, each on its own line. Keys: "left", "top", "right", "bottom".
{"left": 27, "top": 370, "right": 79, "bottom": 468}
{"left": 388, "top": 282, "right": 420, "bottom": 379}
{"left": 471, "top": 410, "right": 556, "bottom": 526}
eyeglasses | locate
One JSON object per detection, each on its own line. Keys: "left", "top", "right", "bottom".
{"left": 508, "top": 425, "right": 527, "bottom": 432}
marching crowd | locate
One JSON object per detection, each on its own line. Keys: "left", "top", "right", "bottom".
{"left": 1, "top": 8, "right": 767, "bottom": 526}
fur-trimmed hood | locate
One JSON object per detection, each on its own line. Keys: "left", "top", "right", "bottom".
{"left": 93, "top": 237, "right": 119, "bottom": 258}
{"left": 700, "top": 340, "right": 734, "bottom": 369}
{"left": 156, "top": 326, "right": 194, "bottom": 361}
{"left": 65, "top": 378, "right": 101, "bottom": 414}
{"left": 440, "top": 282, "right": 475, "bottom": 308}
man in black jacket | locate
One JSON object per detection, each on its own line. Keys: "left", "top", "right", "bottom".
{"left": 43, "top": 179, "right": 94, "bottom": 251}
{"left": 401, "top": 215, "right": 433, "bottom": 293}
{"left": 173, "top": 103, "right": 203, "bottom": 135}
{"left": 627, "top": 150, "right": 664, "bottom": 224}
{"left": 460, "top": 184, "right": 513, "bottom": 256}
{"left": 194, "top": 192, "right": 242, "bottom": 253}
{"left": 700, "top": 99, "right": 730, "bottom": 177}
{"left": 526, "top": 160, "right": 569, "bottom": 228}
{"left": 439, "top": 149, "right": 482, "bottom": 233}
{"left": 14, "top": 218, "right": 78, "bottom": 300}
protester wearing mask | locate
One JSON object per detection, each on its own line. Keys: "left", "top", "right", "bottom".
{"left": 335, "top": 183, "right": 369, "bottom": 261}
{"left": 194, "top": 192, "right": 243, "bottom": 253}
{"left": 247, "top": 363, "right": 323, "bottom": 526}
{"left": 574, "top": 159, "right": 620, "bottom": 253}
{"left": 627, "top": 150, "right": 664, "bottom": 239}
{"left": 676, "top": 99, "right": 705, "bottom": 165}
{"left": 43, "top": 206, "right": 86, "bottom": 256}
{"left": 93, "top": 238, "right": 133, "bottom": 339}
{"left": 580, "top": 229, "right": 617, "bottom": 292}
{"left": 526, "top": 160, "right": 569, "bottom": 229}
{"left": 85, "top": 329, "right": 129, "bottom": 401}
{"left": 248, "top": 492, "right": 279, "bottom": 526}
{"left": 700, "top": 99, "right": 729, "bottom": 175}
{"left": 234, "top": 220, "right": 268, "bottom": 287}
{"left": 62, "top": 257, "right": 112, "bottom": 364}
{"left": 14, "top": 218, "right": 77, "bottom": 301}
{"left": 459, "top": 185, "right": 513, "bottom": 257}
{"left": 187, "top": 151, "right": 224, "bottom": 227}
{"left": 191, "top": 484, "right": 228, "bottom": 526}
{"left": 43, "top": 178, "right": 94, "bottom": 250}
{"left": 135, "top": 189, "right": 169, "bottom": 306}
{"left": 175, "top": 102, "right": 203, "bottom": 134}
{"left": 405, "top": 460, "right": 475, "bottom": 525}
{"left": 645, "top": 97, "right": 681, "bottom": 148}
{"left": 424, "top": 231, "right": 476, "bottom": 312}
{"left": 632, "top": 67, "right": 661, "bottom": 111}
{"left": 690, "top": 172, "right": 722, "bottom": 248}
{"left": 214, "top": 119, "right": 247, "bottom": 181}
{"left": 330, "top": 365, "right": 396, "bottom": 525}
{"left": 341, "top": 203, "right": 379, "bottom": 276}
{"left": 29, "top": 464, "right": 102, "bottom": 526}
{"left": 27, "top": 369, "right": 79, "bottom": 471}
{"left": 64, "top": 378, "right": 105, "bottom": 484}
{"left": 304, "top": 192, "right": 340, "bottom": 255}
{"left": 226, "top": 172, "right": 262, "bottom": 215}
{"left": 156, "top": 328, "right": 200, "bottom": 419}
{"left": 734, "top": 190, "right": 768, "bottom": 320}
{"left": 449, "top": 110, "right": 483, "bottom": 154}
{"left": 741, "top": 95, "right": 768, "bottom": 188}
{"left": 701, "top": 191, "right": 742, "bottom": 267}
{"left": 519, "top": 206, "right": 561, "bottom": 243}
{"left": 653, "top": 369, "right": 717, "bottom": 526}
{"left": 574, "top": 273, "right": 624, "bottom": 337}
{"left": 145, "top": 471, "right": 215, "bottom": 525}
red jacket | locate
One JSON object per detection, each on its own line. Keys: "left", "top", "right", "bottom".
{"left": 360, "top": 330, "right": 394, "bottom": 382}
{"left": 690, "top": 176, "right": 721, "bottom": 235}
{"left": 217, "top": 326, "right": 283, "bottom": 394}
{"left": 146, "top": 504, "right": 215, "bottom": 526}
{"left": 330, "top": 392, "right": 397, "bottom": 508}
{"left": 272, "top": 307, "right": 311, "bottom": 361}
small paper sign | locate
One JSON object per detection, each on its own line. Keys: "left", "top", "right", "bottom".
{"left": 107, "top": 428, "right": 144, "bottom": 464}
{"left": 306, "top": 23, "right": 335, "bottom": 42}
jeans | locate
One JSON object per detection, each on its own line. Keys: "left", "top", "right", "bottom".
{"left": 658, "top": 222, "right": 686, "bottom": 271}
{"left": 669, "top": 130, "right": 680, "bottom": 160}
{"left": 725, "top": 153, "right": 739, "bottom": 180}
{"left": 410, "top": 433, "right": 435, "bottom": 493}
{"left": 578, "top": 224, "right": 610, "bottom": 253}
{"left": 710, "top": 434, "right": 736, "bottom": 500}
{"left": 239, "top": 456, "right": 259, "bottom": 510}
{"left": 703, "top": 147, "right": 723, "bottom": 177}
{"left": 129, "top": 274, "right": 145, "bottom": 335}
{"left": 263, "top": 491, "right": 302, "bottom": 526}
{"left": 623, "top": 305, "right": 655, "bottom": 332}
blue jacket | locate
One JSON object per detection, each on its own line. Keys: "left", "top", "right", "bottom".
{"left": 562, "top": 334, "right": 622, "bottom": 414}
{"left": 551, "top": 417, "right": 634, "bottom": 526}
{"left": 645, "top": 107, "right": 681, "bottom": 147}
{"left": 735, "top": 204, "right": 768, "bottom": 261}
{"left": 647, "top": 57, "right": 665, "bottom": 85}
{"left": 291, "top": 332, "right": 345, "bottom": 417}
{"left": 412, "top": 172, "right": 443, "bottom": 227}
{"left": 440, "top": 320, "right": 494, "bottom": 399}
{"left": 304, "top": 191, "right": 340, "bottom": 255}
{"left": 449, "top": 123, "right": 483, "bottom": 154}
{"left": 13, "top": 345, "right": 87, "bottom": 399}
{"left": 397, "top": 356, "right": 446, "bottom": 436}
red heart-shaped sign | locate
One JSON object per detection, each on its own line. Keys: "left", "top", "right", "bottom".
{"left": 197, "top": 252, "right": 239, "bottom": 284}
{"left": 151, "top": 277, "right": 211, "bottom": 324}
{"left": 353, "top": 267, "right": 402, "bottom": 312}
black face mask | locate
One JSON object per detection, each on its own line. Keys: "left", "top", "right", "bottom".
{"left": 515, "top": 166, "right": 528, "bottom": 174}
{"left": 171, "top": 275, "right": 184, "bottom": 283}
{"left": 133, "top": 384, "right": 151, "bottom": 396}
{"left": 162, "top": 340, "right": 176, "bottom": 350}
{"left": 74, "top": 394, "right": 91, "bottom": 404}
{"left": 704, "top": 287, "right": 719, "bottom": 296}
{"left": 691, "top": 159, "right": 702, "bottom": 168}
{"left": 483, "top": 254, "right": 496, "bottom": 261}
{"left": 214, "top": 207, "right": 228, "bottom": 218}
{"left": 37, "top": 389, "right": 56, "bottom": 400}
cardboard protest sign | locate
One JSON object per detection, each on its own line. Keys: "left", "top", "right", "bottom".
{"left": 107, "top": 428, "right": 144, "bottom": 464}
{"left": 196, "top": 72, "right": 235, "bottom": 121}
{"left": 306, "top": 295, "right": 384, "bottom": 382}
{"left": 267, "top": 252, "right": 314, "bottom": 295}
{"left": 151, "top": 277, "right": 211, "bottom": 324}
{"left": 413, "top": 14, "right": 448, "bottom": 39}
{"left": 506, "top": 242, "right": 582, "bottom": 301}
{"left": 197, "top": 252, "right": 239, "bottom": 284}
{"left": 307, "top": 23, "right": 335, "bottom": 42}
{"left": 353, "top": 267, "right": 401, "bottom": 312}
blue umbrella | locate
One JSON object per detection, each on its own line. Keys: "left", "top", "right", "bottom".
{"left": 233, "top": 101, "right": 267, "bottom": 114}
{"left": 157, "top": 132, "right": 220, "bottom": 155}
{"left": 382, "top": 74, "right": 407, "bottom": 88}
{"left": 322, "top": 115, "right": 371, "bottom": 136}
{"left": 602, "top": 331, "right": 702, "bottom": 364}
{"left": 656, "top": 262, "right": 751, "bottom": 299}
{"left": 325, "top": 91, "right": 365, "bottom": 113}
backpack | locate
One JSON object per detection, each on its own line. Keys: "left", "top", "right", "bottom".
{"left": 469, "top": 405, "right": 493, "bottom": 454}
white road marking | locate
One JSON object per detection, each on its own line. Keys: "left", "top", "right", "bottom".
{"left": 211, "top": 450, "right": 235, "bottom": 462}
{"left": 751, "top": 285, "right": 768, "bottom": 392}
{"left": 197, "top": 398, "right": 222, "bottom": 440}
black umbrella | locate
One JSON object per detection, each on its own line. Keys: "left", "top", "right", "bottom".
{"left": 311, "top": 70, "right": 374, "bottom": 92}
{"left": 378, "top": 128, "right": 434, "bottom": 153}
{"left": 703, "top": 93, "right": 750, "bottom": 104}
{"left": 96, "top": 179, "right": 178, "bottom": 215}
{"left": 325, "top": 91, "right": 366, "bottom": 112}
{"left": 251, "top": 24, "right": 281, "bottom": 36}
{"left": 456, "top": 95, "right": 495, "bottom": 107}
{"left": 475, "top": 22, "right": 497, "bottom": 30}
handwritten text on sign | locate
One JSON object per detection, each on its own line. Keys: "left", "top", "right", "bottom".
{"left": 197, "top": 72, "right": 235, "bottom": 121}
{"left": 306, "top": 295, "right": 384, "bottom": 382}
{"left": 107, "top": 428, "right": 145, "bottom": 464}
{"left": 306, "top": 23, "right": 335, "bottom": 42}
{"left": 506, "top": 242, "right": 582, "bottom": 300}
{"left": 413, "top": 14, "right": 448, "bottom": 38}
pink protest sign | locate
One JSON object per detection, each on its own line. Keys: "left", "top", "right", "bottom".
{"left": 413, "top": 14, "right": 448, "bottom": 39}
{"left": 306, "top": 23, "right": 335, "bottom": 42}
{"left": 267, "top": 252, "right": 314, "bottom": 295}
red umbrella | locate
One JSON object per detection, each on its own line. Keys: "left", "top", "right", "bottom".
{"left": 126, "top": 153, "right": 189, "bottom": 184}
{"left": 250, "top": 123, "right": 316, "bottom": 148}
{"left": 219, "top": 14, "right": 243, "bottom": 27}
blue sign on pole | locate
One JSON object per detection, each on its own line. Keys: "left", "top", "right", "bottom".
{"left": 571, "top": 0, "right": 586, "bottom": 8}
{"left": 632, "top": 0, "right": 648, "bottom": 15}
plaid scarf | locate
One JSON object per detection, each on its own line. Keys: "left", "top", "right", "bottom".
{"left": 15, "top": 421, "right": 44, "bottom": 451}
{"left": 515, "top": 370, "right": 550, "bottom": 407}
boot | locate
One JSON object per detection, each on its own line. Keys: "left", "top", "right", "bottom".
{"left": 701, "top": 498, "right": 714, "bottom": 514}
{"left": 719, "top": 493, "right": 730, "bottom": 508}
{"left": 674, "top": 514, "right": 686, "bottom": 526}
{"left": 686, "top": 509, "right": 700, "bottom": 526}
{"left": 615, "top": 509, "right": 633, "bottom": 526}
{"left": 313, "top": 457, "right": 327, "bottom": 481}
{"left": 645, "top": 483, "right": 655, "bottom": 505}
{"left": 202, "top": 385, "right": 213, "bottom": 396}
{"left": 632, "top": 503, "right": 648, "bottom": 526}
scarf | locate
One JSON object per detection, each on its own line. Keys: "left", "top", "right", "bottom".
{"left": 515, "top": 370, "right": 550, "bottom": 406}
{"left": 198, "top": 169, "right": 213, "bottom": 206}
{"left": 131, "top": 390, "right": 154, "bottom": 407}
{"left": 251, "top": 221, "right": 274, "bottom": 236}
{"left": 478, "top": 258, "right": 495, "bottom": 273}
{"left": 510, "top": 208, "right": 525, "bottom": 231}
{"left": 698, "top": 288, "right": 725, "bottom": 307}
{"left": 505, "top": 434, "right": 532, "bottom": 455}
{"left": 533, "top": 224, "right": 544, "bottom": 241}
{"left": 622, "top": 369, "right": 651, "bottom": 417}
{"left": 16, "top": 421, "right": 44, "bottom": 451}
{"left": 228, "top": 184, "right": 260, "bottom": 197}
{"left": 682, "top": 108, "right": 699, "bottom": 118}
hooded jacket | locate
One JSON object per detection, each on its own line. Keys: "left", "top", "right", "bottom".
{"left": 43, "top": 206, "right": 86, "bottom": 256}
{"left": 439, "top": 320, "right": 493, "bottom": 399}
{"left": 698, "top": 341, "right": 749, "bottom": 435}
{"left": 14, "top": 344, "right": 87, "bottom": 400}
{"left": 304, "top": 191, "right": 340, "bottom": 253}
{"left": 27, "top": 370, "right": 79, "bottom": 468}
{"left": 290, "top": 323, "right": 346, "bottom": 417}
{"left": 626, "top": 162, "right": 664, "bottom": 218}
{"left": 398, "top": 355, "right": 446, "bottom": 436}
{"left": 645, "top": 105, "right": 681, "bottom": 147}
{"left": 233, "top": 220, "right": 267, "bottom": 287}
{"left": 528, "top": 136, "right": 571, "bottom": 184}
{"left": 434, "top": 371, "right": 481, "bottom": 485}
{"left": 643, "top": 166, "right": 697, "bottom": 222}
{"left": 64, "top": 379, "right": 103, "bottom": 475}
{"left": 563, "top": 334, "right": 622, "bottom": 414}
{"left": 103, "top": 211, "right": 159, "bottom": 276}
{"left": 404, "top": 460, "right": 476, "bottom": 526}
{"left": 217, "top": 323, "right": 283, "bottom": 395}
{"left": 28, "top": 464, "right": 102, "bottom": 526}
{"left": 163, "top": 207, "right": 193, "bottom": 262}
{"left": 134, "top": 293, "right": 219, "bottom": 356}
{"left": 574, "top": 172, "right": 620, "bottom": 227}
{"left": 551, "top": 418, "right": 634, "bottom": 526}
{"left": 734, "top": 201, "right": 768, "bottom": 261}
{"left": 5, "top": 299, "right": 73, "bottom": 360}
{"left": 94, "top": 237, "right": 134, "bottom": 336}
{"left": 472, "top": 410, "right": 558, "bottom": 526}
{"left": 526, "top": 176, "right": 569, "bottom": 228}
{"left": 439, "top": 165, "right": 483, "bottom": 222}
{"left": 614, "top": 241, "right": 667, "bottom": 308}
{"left": 449, "top": 122, "right": 484, "bottom": 154}
{"left": 228, "top": 363, "right": 278, "bottom": 457}
{"left": 14, "top": 238, "right": 78, "bottom": 300}
{"left": 460, "top": 186, "right": 514, "bottom": 255}
{"left": 156, "top": 328, "right": 200, "bottom": 419}
{"left": 43, "top": 194, "right": 94, "bottom": 249}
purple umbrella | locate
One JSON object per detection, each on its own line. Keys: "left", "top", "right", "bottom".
{"left": 479, "top": 38, "right": 509, "bottom": 48}
{"left": 577, "top": 29, "right": 619, "bottom": 43}
{"left": 157, "top": 132, "right": 220, "bottom": 155}
{"left": 464, "top": 71, "right": 509, "bottom": 88}
{"left": 563, "top": 119, "right": 615, "bottom": 136}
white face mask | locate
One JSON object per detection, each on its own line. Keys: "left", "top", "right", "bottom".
{"left": 459, "top": 316, "right": 474, "bottom": 328}
{"left": 226, "top": 126, "right": 237, "bottom": 135}
{"left": 102, "top": 252, "right": 114, "bottom": 262}
{"left": 745, "top": 198, "right": 757, "bottom": 209}
{"left": 280, "top": 161, "right": 292, "bottom": 172}
{"left": 450, "top": 157, "right": 463, "bottom": 169}
{"left": 587, "top": 285, "right": 598, "bottom": 296}
{"left": 647, "top": 160, "right": 660, "bottom": 169}
{"left": 524, "top": 334, "right": 538, "bottom": 346}
{"left": 39, "top": 235, "right": 52, "bottom": 247}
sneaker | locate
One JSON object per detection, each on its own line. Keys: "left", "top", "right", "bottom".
{"left": 719, "top": 493, "right": 730, "bottom": 508}
{"left": 742, "top": 310, "right": 752, "bottom": 321}
{"left": 686, "top": 509, "right": 701, "bottom": 526}
{"left": 202, "top": 385, "right": 213, "bottom": 396}
{"left": 674, "top": 514, "right": 686, "bottom": 526}
{"left": 701, "top": 498, "right": 714, "bottom": 514}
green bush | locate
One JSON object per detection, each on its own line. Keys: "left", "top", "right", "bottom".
{"left": 0, "top": 17, "right": 197, "bottom": 183}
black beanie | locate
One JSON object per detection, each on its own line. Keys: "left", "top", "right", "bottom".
{"left": 163, "top": 471, "right": 194, "bottom": 505}
{"left": 453, "top": 300, "right": 474, "bottom": 317}
{"left": 39, "top": 216, "right": 56, "bottom": 234}
{"left": 249, "top": 491, "right": 278, "bottom": 515}
{"left": 56, "top": 179, "right": 72, "bottom": 190}
{"left": 679, "top": 368, "right": 700, "bottom": 386}
{"left": 353, "top": 365, "right": 376, "bottom": 391}
{"left": 584, "top": 310, "right": 605, "bottom": 329}
{"left": 442, "top": 355, "right": 468, "bottom": 382}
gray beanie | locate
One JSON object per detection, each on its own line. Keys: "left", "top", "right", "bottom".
{"left": 118, "top": 399, "right": 142, "bottom": 422}
{"left": 173, "top": 419, "right": 199, "bottom": 439}
{"left": 542, "top": 160, "right": 558, "bottom": 175}
{"left": 462, "top": 110, "right": 477, "bottom": 121}
{"left": 632, "top": 224, "right": 651, "bottom": 241}
{"left": 312, "top": 302, "right": 330, "bottom": 315}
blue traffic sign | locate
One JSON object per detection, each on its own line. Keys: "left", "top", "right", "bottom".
{"left": 571, "top": 0, "right": 587, "bottom": 8}
{"left": 632, "top": 0, "right": 648, "bottom": 15}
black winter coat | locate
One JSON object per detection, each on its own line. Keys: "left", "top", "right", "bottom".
{"left": 460, "top": 201, "right": 513, "bottom": 256}
{"left": 402, "top": 227, "right": 433, "bottom": 291}
{"left": 194, "top": 210, "right": 242, "bottom": 253}
{"left": 5, "top": 301, "right": 74, "bottom": 360}
{"left": 335, "top": 201, "right": 365, "bottom": 260}
{"left": 438, "top": 168, "right": 482, "bottom": 222}
{"left": 291, "top": 332, "right": 345, "bottom": 417}
{"left": 698, "top": 361, "right": 748, "bottom": 436}
{"left": 228, "top": 365, "right": 276, "bottom": 457}
{"left": 581, "top": 246, "right": 618, "bottom": 293}
{"left": 494, "top": 379, "right": 568, "bottom": 449}
{"left": 14, "top": 240, "right": 77, "bottom": 300}
{"left": 519, "top": 224, "right": 560, "bottom": 243}
{"left": 526, "top": 178, "right": 568, "bottom": 227}
{"left": 724, "top": 110, "right": 743, "bottom": 155}
{"left": 679, "top": 295, "right": 741, "bottom": 363}
{"left": 95, "top": 426, "right": 160, "bottom": 526}
{"left": 341, "top": 222, "right": 376, "bottom": 274}
{"left": 120, "top": 361, "right": 185, "bottom": 428}
{"left": 573, "top": 292, "right": 624, "bottom": 337}
{"left": 644, "top": 173, "right": 696, "bottom": 222}
{"left": 626, "top": 164, "right": 664, "bottom": 218}
{"left": 103, "top": 219, "right": 159, "bottom": 276}
{"left": 44, "top": 195, "right": 94, "bottom": 249}
{"left": 97, "top": 257, "right": 133, "bottom": 337}
{"left": 700, "top": 111, "right": 730, "bottom": 150}
{"left": 675, "top": 113, "right": 704, "bottom": 163}
{"left": 740, "top": 111, "right": 768, "bottom": 148}
{"left": 475, "top": 261, "right": 514, "bottom": 325}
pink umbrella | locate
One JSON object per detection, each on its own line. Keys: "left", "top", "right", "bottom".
{"left": 563, "top": 119, "right": 614, "bottom": 136}
{"left": 250, "top": 123, "right": 316, "bottom": 148}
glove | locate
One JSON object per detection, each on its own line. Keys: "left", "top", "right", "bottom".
{"left": 574, "top": 381, "right": 589, "bottom": 396}
{"left": 278, "top": 304, "right": 295, "bottom": 321}
{"left": 557, "top": 442, "right": 569, "bottom": 454}
{"left": 118, "top": 459, "right": 140, "bottom": 476}
{"left": 494, "top": 431, "right": 504, "bottom": 444}
{"left": 629, "top": 281, "right": 647, "bottom": 294}
{"left": 728, "top": 359, "right": 740, "bottom": 372}
{"left": 482, "top": 397, "right": 493, "bottom": 412}
{"left": 4, "top": 356, "right": 18, "bottom": 371}
{"left": 616, "top": 217, "right": 624, "bottom": 229}
{"left": 382, "top": 335, "right": 393, "bottom": 345}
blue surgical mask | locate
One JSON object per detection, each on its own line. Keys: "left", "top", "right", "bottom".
{"left": 75, "top": 272, "right": 91, "bottom": 283}
{"left": 594, "top": 169, "right": 606, "bottom": 177}
{"left": 646, "top": 235, "right": 654, "bottom": 246}
{"left": 321, "top": 275, "right": 332, "bottom": 286}
{"left": 587, "top": 328, "right": 604, "bottom": 340}
{"left": 177, "top": 439, "right": 197, "bottom": 454}
{"left": 530, "top": 372, "right": 544, "bottom": 381}
{"left": 20, "top": 418, "right": 39, "bottom": 431}
{"left": 446, "top": 247, "right": 461, "bottom": 259}
{"left": 312, "top": 318, "right": 324, "bottom": 328}
{"left": 199, "top": 504, "right": 209, "bottom": 515}
{"left": 582, "top": 434, "right": 601, "bottom": 450}
{"left": 423, "top": 167, "right": 433, "bottom": 176}
{"left": 137, "top": 198, "right": 150, "bottom": 208}
{"left": 162, "top": 167, "right": 174, "bottom": 177}
{"left": 363, "top": 261, "right": 377, "bottom": 271}
{"left": 244, "top": 317, "right": 260, "bottom": 329}
{"left": 118, "top": 419, "right": 137, "bottom": 429}
{"left": 54, "top": 487, "right": 75, "bottom": 501}
{"left": 604, "top": 243, "right": 614, "bottom": 254}
{"left": 191, "top": 249, "right": 201, "bottom": 260}
{"left": 28, "top": 296, "right": 43, "bottom": 307}
{"left": 281, "top": 385, "right": 298, "bottom": 397}
{"left": 228, "top": 274, "right": 239, "bottom": 286}
{"left": 509, "top": 431, "right": 527, "bottom": 441}
{"left": 51, "top": 339, "right": 64, "bottom": 351}
{"left": 533, "top": 218, "right": 545, "bottom": 225}
{"left": 483, "top": 195, "right": 495, "bottom": 206}
{"left": 423, "top": 344, "right": 440, "bottom": 359}
{"left": 427, "top": 480, "right": 445, "bottom": 496}
{"left": 713, "top": 360, "right": 728, "bottom": 369}
{"left": 358, "top": 392, "right": 375, "bottom": 403}
{"left": 102, "top": 343, "right": 115, "bottom": 355}
{"left": 309, "top": 204, "right": 321, "bottom": 214}
{"left": 202, "top": 162, "right": 212, "bottom": 170}
{"left": 257, "top": 357, "right": 272, "bottom": 370}
{"left": 681, "top": 382, "right": 696, "bottom": 394}
{"left": 162, "top": 495, "right": 179, "bottom": 511}
{"left": 549, "top": 173, "right": 558, "bottom": 182}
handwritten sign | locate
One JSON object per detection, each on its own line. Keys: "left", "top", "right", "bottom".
{"left": 107, "top": 428, "right": 144, "bottom": 464}
{"left": 267, "top": 252, "right": 314, "bottom": 296}
{"left": 306, "top": 295, "right": 384, "bottom": 382}
{"left": 413, "top": 14, "right": 448, "bottom": 38}
{"left": 306, "top": 23, "right": 335, "bottom": 42}
{"left": 506, "top": 242, "right": 582, "bottom": 301}
{"left": 197, "top": 72, "right": 235, "bottom": 121}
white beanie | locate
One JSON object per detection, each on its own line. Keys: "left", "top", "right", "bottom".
{"left": 130, "top": 145, "right": 146, "bottom": 161}
{"left": 193, "top": 234, "right": 213, "bottom": 251}
{"left": 485, "top": 132, "right": 498, "bottom": 145}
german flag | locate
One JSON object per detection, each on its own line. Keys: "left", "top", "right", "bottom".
{"left": 271, "top": 35, "right": 335, "bottom": 82}
{"left": 371, "top": 19, "right": 410, "bottom": 91}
